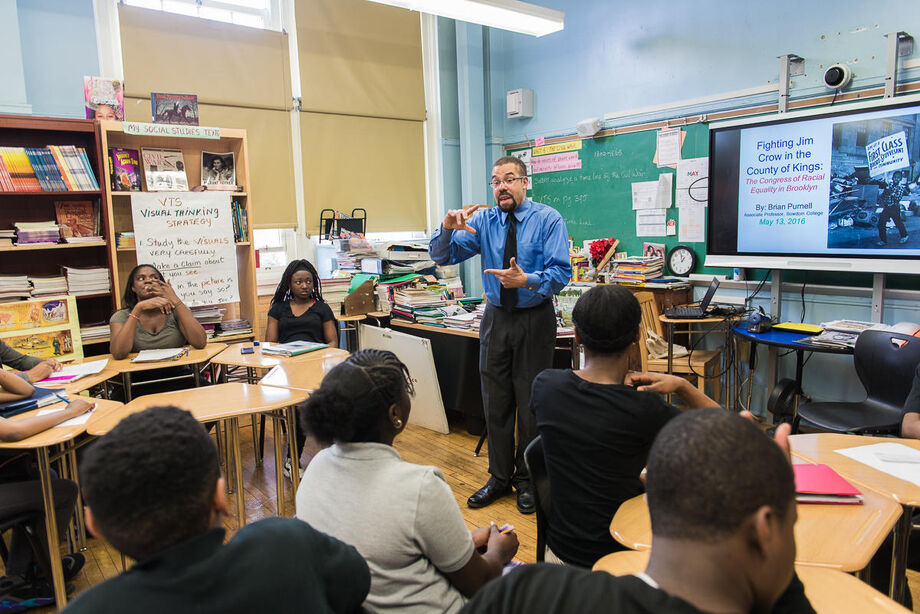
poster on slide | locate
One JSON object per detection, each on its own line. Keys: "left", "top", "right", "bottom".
{"left": 131, "top": 192, "right": 239, "bottom": 306}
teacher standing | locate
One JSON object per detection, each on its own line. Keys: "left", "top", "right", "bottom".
{"left": 429, "top": 156, "right": 572, "bottom": 513}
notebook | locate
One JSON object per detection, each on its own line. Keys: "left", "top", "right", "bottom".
{"left": 0, "top": 387, "right": 67, "bottom": 418}
{"left": 793, "top": 463, "right": 863, "bottom": 504}
{"left": 664, "top": 277, "right": 719, "bottom": 319}
{"left": 131, "top": 348, "right": 186, "bottom": 363}
{"left": 261, "top": 341, "right": 328, "bottom": 357}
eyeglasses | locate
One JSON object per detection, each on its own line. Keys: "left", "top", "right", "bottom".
{"left": 489, "top": 176, "right": 526, "bottom": 189}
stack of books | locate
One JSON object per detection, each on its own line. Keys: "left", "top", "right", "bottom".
{"left": 190, "top": 306, "right": 225, "bottom": 337}
{"left": 116, "top": 232, "right": 135, "bottom": 248}
{"left": 230, "top": 200, "right": 249, "bottom": 242}
{"left": 64, "top": 266, "right": 111, "bottom": 296}
{"left": 80, "top": 322, "right": 110, "bottom": 342}
{"left": 215, "top": 318, "right": 252, "bottom": 338}
{"left": 0, "top": 275, "right": 31, "bottom": 302}
{"left": 0, "top": 146, "right": 99, "bottom": 192}
{"left": 391, "top": 289, "right": 447, "bottom": 324}
{"left": 609, "top": 256, "right": 664, "bottom": 284}
{"left": 14, "top": 221, "right": 61, "bottom": 246}
{"left": 321, "top": 277, "right": 351, "bottom": 316}
{"left": 0, "top": 229, "right": 15, "bottom": 247}
{"left": 29, "top": 276, "right": 68, "bottom": 298}
{"left": 63, "top": 235, "right": 104, "bottom": 245}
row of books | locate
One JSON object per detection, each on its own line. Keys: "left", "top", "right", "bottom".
{"left": 0, "top": 146, "right": 99, "bottom": 192}
{"left": 116, "top": 232, "right": 135, "bottom": 248}
{"left": 231, "top": 200, "right": 249, "bottom": 242}
{"left": 108, "top": 147, "right": 242, "bottom": 193}
{"left": 0, "top": 268, "right": 110, "bottom": 302}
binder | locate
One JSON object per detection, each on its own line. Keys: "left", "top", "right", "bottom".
{"left": 793, "top": 464, "right": 863, "bottom": 504}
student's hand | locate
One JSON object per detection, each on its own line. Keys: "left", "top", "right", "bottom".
{"left": 740, "top": 410, "right": 792, "bottom": 465}
{"left": 41, "top": 358, "right": 62, "bottom": 372}
{"left": 471, "top": 526, "right": 491, "bottom": 551}
{"left": 483, "top": 257, "right": 527, "bottom": 289}
{"left": 442, "top": 205, "right": 483, "bottom": 233}
{"left": 486, "top": 524, "right": 519, "bottom": 564}
{"left": 135, "top": 297, "right": 173, "bottom": 314}
{"left": 25, "top": 362, "right": 55, "bottom": 383}
{"left": 152, "top": 279, "right": 182, "bottom": 307}
{"left": 63, "top": 398, "right": 94, "bottom": 418}
{"left": 625, "top": 371, "right": 687, "bottom": 394}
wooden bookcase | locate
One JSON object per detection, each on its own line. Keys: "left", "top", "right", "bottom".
{"left": 0, "top": 115, "right": 114, "bottom": 343}
{"left": 97, "top": 120, "right": 258, "bottom": 342}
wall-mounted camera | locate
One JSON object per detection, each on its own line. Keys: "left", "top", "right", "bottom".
{"left": 823, "top": 64, "right": 852, "bottom": 90}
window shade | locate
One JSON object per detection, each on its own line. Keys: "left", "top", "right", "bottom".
{"left": 299, "top": 112, "right": 426, "bottom": 233}
{"left": 295, "top": 0, "right": 425, "bottom": 121}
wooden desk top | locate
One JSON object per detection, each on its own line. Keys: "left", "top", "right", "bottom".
{"left": 592, "top": 552, "right": 909, "bottom": 613}
{"left": 390, "top": 321, "right": 481, "bottom": 339}
{"left": 610, "top": 490, "right": 901, "bottom": 572}
{"left": 791, "top": 434, "right": 920, "bottom": 507}
{"left": 659, "top": 314, "right": 738, "bottom": 325}
{"left": 258, "top": 353, "right": 350, "bottom": 392}
{"left": 85, "top": 383, "right": 309, "bottom": 436}
{"left": 0, "top": 398, "right": 124, "bottom": 449}
{"left": 97, "top": 343, "right": 228, "bottom": 373}
{"left": 210, "top": 345, "right": 348, "bottom": 369}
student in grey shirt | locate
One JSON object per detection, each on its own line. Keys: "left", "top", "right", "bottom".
{"left": 0, "top": 339, "right": 61, "bottom": 383}
{"left": 296, "top": 349, "right": 519, "bottom": 614}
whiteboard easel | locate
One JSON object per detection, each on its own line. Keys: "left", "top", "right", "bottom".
{"left": 358, "top": 324, "right": 449, "bottom": 434}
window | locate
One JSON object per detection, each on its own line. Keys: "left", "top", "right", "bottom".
{"left": 120, "top": 0, "right": 279, "bottom": 30}
{"left": 254, "top": 228, "right": 296, "bottom": 270}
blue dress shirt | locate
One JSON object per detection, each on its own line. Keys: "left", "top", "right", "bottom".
{"left": 429, "top": 199, "right": 572, "bottom": 309}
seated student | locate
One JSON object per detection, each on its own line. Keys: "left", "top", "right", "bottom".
{"left": 64, "top": 405, "right": 370, "bottom": 613}
{"left": 296, "top": 349, "right": 519, "bottom": 614}
{"left": 459, "top": 409, "right": 814, "bottom": 614}
{"left": 899, "top": 362, "right": 920, "bottom": 439}
{"left": 0, "top": 371, "right": 92, "bottom": 599}
{"left": 109, "top": 264, "right": 208, "bottom": 360}
{"left": 0, "top": 339, "right": 62, "bottom": 384}
{"left": 531, "top": 284, "right": 719, "bottom": 567}
{"left": 265, "top": 259, "right": 337, "bottom": 346}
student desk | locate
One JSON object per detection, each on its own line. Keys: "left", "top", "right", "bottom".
{"left": 211, "top": 346, "right": 349, "bottom": 463}
{"left": 100, "top": 343, "right": 228, "bottom": 401}
{"left": 39, "top": 368, "right": 120, "bottom": 397}
{"left": 257, "top": 352, "right": 351, "bottom": 486}
{"left": 86, "top": 383, "right": 308, "bottom": 523}
{"left": 609, "top": 487, "right": 901, "bottom": 573}
{"left": 791, "top": 434, "right": 920, "bottom": 601}
{"left": 592, "top": 551, "right": 910, "bottom": 613}
{"left": 0, "top": 398, "right": 124, "bottom": 608}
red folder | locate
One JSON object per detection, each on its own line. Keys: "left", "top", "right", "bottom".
{"left": 793, "top": 464, "right": 863, "bottom": 505}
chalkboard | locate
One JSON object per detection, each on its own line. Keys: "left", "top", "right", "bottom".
{"left": 508, "top": 124, "right": 730, "bottom": 275}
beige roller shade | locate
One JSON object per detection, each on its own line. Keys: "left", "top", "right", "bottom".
{"left": 300, "top": 112, "right": 425, "bottom": 233}
{"left": 119, "top": 4, "right": 291, "bottom": 110}
{"left": 125, "top": 97, "right": 297, "bottom": 228}
{"left": 296, "top": 0, "right": 425, "bottom": 121}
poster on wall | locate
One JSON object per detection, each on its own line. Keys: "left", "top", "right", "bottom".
{"left": 0, "top": 298, "right": 83, "bottom": 362}
{"left": 130, "top": 192, "right": 240, "bottom": 306}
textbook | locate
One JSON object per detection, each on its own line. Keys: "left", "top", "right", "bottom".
{"left": 141, "top": 148, "right": 188, "bottom": 191}
{"left": 0, "top": 387, "right": 66, "bottom": 419}
{"left": 793, "top": 464, "right": 863, "bottom": 504}
{"left": 261, "top": 341, "right": 328, "bottom": 357}
{"left": 108, "top": 147, "right": 142, "bottom": 191}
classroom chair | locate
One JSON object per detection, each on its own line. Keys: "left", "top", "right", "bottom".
{"left": 0, "top": 511, "right": 54, "bottom": 592}
{"left": 523, "top": 435, "right": 551, "bottom": 563}
{"left": 794, "top": 330, "right": 920, "bottom": 435}
{"left": 635, "top": 292, "right": 722, "bottom": 403}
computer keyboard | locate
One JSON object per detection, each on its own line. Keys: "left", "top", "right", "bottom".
{"left": 665, "top": 306, "right": 704, "bottom": 318}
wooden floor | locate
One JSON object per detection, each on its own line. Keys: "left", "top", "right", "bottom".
{"left": 15, "top": 416, "right": 920, "bottom": 612}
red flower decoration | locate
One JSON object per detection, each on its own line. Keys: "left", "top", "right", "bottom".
{"left": 588, "top": 238, "right": 616, "bottom": 267}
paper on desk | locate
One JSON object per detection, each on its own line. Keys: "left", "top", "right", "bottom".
{"left": 835, "top": 443, "right": 920, "bottom": 487}
{"left": 37, "top": 404, "right": 97, "bottom": 428}
{"left": 636, "top": 210, "right": 667, "bottom": 237}
{"left": 36, "top": 359, "right": 108, "bottom": 385}
{"left": 679, "top": 204, "right": 706, "bottom": 242}
{"left": 131, "top": 348, "right": 186, "bottom": 362}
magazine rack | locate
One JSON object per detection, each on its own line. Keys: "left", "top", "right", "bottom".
{"left": 319, "top": 208, "right": 367, "bottom": 241}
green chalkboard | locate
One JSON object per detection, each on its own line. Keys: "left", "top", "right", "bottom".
{"left": 509, "top": 123, "right": 730, "bottom": 276}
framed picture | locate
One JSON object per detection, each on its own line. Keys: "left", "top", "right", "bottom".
{"left": 201, "top": 152, "right": 236, "bottom": 186}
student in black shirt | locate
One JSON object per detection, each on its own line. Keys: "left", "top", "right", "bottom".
{"left": 461, "top": 410, "right": 813, "bottom": 614}
{"left": 531, "top": 285, "right": 719, "bottom": 567}
{"left": 64, "top": 405, "right": 369, "bottom": 613}
{"left": 265, "top": 259, "right": 337, "bottom": 346}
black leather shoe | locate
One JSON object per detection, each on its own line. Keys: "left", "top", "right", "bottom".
{"left": 516, "top": 486, "right": 535, "bottom": 514}
{"left": 467, "top": 477, "right": 511, "bottom": 508}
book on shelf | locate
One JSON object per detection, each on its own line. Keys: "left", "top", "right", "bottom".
{"left": 141, "top": 148, "right": 188, "bottom": 192}
{"left": 108, "top": 148, "right": 142, "bottom": 191}
{"left": 261, "top": 341, "right": 328, "bottom": 357}
{"left": 29, "top": 276, "right": 68, "bottom": 298}
{"left": 54, "top": 200, "right": 99, "bottom": 238}
{"left": 14, "top": 221, "right": 61, "bottom": 246}
{"left": 0, "top": 146, "right": 99, "bottom": 192}
{"left": 63, "top": 266, "right": 111, "bottom": 296}
{"left": 201, "top": 152, "right": 236, "bottom": 186}
{"left": 80, "top": 322, "right": 110, "bottom": 341}
{"left": 151, "top": 92, "right": 199, "bottom": 126}
{"left": 84, "top": 76, "right": 124, "bottom": 121}
{"left": 116, "top": 232, "right": 135, "bottom": 248}
{"left": 0, "top": 274, "right": 31, "bottom": 303}
{"left": 793, "top": 464, "right": 863, "bottom": 504}
{"left": 231, "top": 200, "right": 248, "bottom": 242}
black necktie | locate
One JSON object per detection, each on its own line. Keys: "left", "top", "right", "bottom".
{"left": 501, "top": 213, "right": 517, "bottom": 309}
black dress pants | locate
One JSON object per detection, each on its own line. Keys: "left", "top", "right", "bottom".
{"left": 479, "top": 301, "right": 556, "bottom": 488}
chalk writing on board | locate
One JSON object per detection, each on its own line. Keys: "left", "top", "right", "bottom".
{"left": 130, "top": 192, "right": 240, "bottom": 306}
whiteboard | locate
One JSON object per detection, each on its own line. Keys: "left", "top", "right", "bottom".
{"left": 131, "top": 192, "right": 239, "bottom": 306}
{"left": 358, "top": 324, "right": 449, "bottom": 434}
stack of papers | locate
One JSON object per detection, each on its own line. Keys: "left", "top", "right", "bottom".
{"left": 80, "top": 322, "right": 110, "bottom": 341}
{"left": 215, "top": 319, "right": 252, "bottom": 338}
{"left": 0, "top": 274, "right": 31, "bottom": 302}
{"left": 36, "top": 359, "right": 108, "bottom": 385}
{"left": 793, "top": 464, "right": 863, "bottom": 504}
{"left": 0, "top": 229, "right": 15, "bottom": 247}
{"left": 29, "top": 275, "right": 68, "bottom": 298}
{"left": 64, "top": 266, "right": 111, "bottom": 296}
{"left": 609, "top": 256, "right": 664, "bottom": 284}
{"left": 131, "top": 348, "right": 186, "bottom": 363}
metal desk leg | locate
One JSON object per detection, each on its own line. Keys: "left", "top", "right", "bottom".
{"left": 247, "top": 367, "right": 262, "bottom": 465}
{"left": 230, "top": 417, "right": 245, "bottom": 526}
{"left": 193, "top": 362, "right": 201, "bottom": 387}
{"left": 67, "top": 446, "right": 87, "bottom": 551}
{"left": 286, "top": 405, "right": 301, "bottom": 487}
{"left": 122, "top": 372, "right": 132, "bottom": 402}
{"left": 890, "top": 506, "right": 913, "bottom": 602}
{"left": 36, "top": 447, "right": 67, "bottom": 608}
{"left": 272, "top": 412, "right": 285, "bottom": 515}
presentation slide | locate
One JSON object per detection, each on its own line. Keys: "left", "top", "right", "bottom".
{"left": 735, "top": 104, "right": 920, "bottom": 256}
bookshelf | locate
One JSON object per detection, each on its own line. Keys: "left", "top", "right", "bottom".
{"left": 0, "top": 115, "right": 114, "bottom": 334}
{"left": 97, "top": 121, "right": 257, "bottom": 341}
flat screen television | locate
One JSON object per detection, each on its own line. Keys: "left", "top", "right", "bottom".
{"left": 706, "top": 93, "right": 920, "bottom": 274}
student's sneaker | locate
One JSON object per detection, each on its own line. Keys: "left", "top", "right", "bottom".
{"left": 282, "top": 455, "right": 293, "bottom": 481}
{"left": 900, "top": 235, "right": 909, "bottom": 243}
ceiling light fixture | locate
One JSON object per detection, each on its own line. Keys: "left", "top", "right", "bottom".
{"left": 366, "top": 0, "right": 564, "bottom": 37}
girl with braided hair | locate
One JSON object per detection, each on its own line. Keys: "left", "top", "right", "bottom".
{"left": 530, "top": 284, "right": 719, "bottom": 568}
{"left": 296, "top": 349, "right": 519, "bottom": 614}
{"left": 265, "top": 259, "right": 337, "bottom": 346}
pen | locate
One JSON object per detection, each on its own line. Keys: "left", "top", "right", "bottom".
{"left": 54, "top": 393, "right": 69, "bottom": 405}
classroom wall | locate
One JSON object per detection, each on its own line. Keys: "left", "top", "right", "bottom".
{"left": 16, "top": 0, "right": 99, "bottom": 118}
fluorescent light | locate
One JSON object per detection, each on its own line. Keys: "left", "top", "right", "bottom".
{"left": 366, "top": 0, "right": 564, "bottom": 37}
